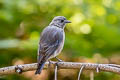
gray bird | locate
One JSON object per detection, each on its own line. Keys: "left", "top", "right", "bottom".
{"left": 35, "top": 16, "right": 71, "bottom": 74}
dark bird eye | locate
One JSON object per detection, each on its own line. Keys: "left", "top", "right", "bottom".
{"left": 61, "top": 20, "right": 64, "bottom": 23}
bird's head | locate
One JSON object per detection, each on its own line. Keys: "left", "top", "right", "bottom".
{"left": 49, "top": 16, "right": 71, "bottom": 29}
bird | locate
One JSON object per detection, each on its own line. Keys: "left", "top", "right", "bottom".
{"left": 35, "top": 16, "right": 71, "bottom": 74}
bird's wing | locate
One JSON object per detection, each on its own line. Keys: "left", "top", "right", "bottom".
{"left": 37, "top": 26, "right": 63, "bottom": 62}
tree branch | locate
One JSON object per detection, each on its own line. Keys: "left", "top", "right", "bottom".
{"left": 0, "top": 61, "right": 120, "bottom": 76}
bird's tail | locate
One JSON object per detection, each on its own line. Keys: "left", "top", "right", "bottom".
{"left": 35, "top": 60, "right": 46, "bottom": 74}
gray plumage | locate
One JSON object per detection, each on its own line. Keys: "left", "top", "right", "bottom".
{"left": 35, "top": 16, "right": 71, "bottom": 74}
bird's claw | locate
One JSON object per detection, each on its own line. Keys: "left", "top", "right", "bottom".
{"left": 55, "top": 57, "right": 63, "bottom": 62}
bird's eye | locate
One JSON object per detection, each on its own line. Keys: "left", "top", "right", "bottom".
{"left": 61, "top": 20, "right": 64, "bottom": 23}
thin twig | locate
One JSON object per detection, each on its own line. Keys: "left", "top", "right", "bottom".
{"left": 78, "top": 65, "right": 84, "bottom": 80}
{"left": 54, "top": 64, "right": 58, "bottom": 80}
{"left": 0, "top": 62, "right": 120, "bottom": 76}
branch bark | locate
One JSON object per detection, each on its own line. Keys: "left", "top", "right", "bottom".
{"left": 0, "top": 61, "right": 120, "bottom": 76}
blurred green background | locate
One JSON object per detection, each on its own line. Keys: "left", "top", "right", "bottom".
{"left": 0, "top": 0, "right": 120, "bottom": 80}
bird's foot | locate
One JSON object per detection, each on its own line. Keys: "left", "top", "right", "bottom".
{"left": 55, "top": 57, "right": 63, "bottom": 62}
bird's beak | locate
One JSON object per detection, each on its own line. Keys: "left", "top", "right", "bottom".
{"left": 64, "top": 20, "right": 71, "bottom": 23}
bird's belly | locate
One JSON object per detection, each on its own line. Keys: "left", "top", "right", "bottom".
{"left": 54, "top": 40, "right": 64, "bottom": 56}
{"left": 49, "top": 32, "right": 65, "bottom": 59}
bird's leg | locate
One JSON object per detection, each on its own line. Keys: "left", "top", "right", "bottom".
{"left": 55, "top": 57, "right": 63, "bottom": 62}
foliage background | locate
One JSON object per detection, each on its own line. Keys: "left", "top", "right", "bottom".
{"left": 0, "top": 0, "right": 120, "bottom": 80}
